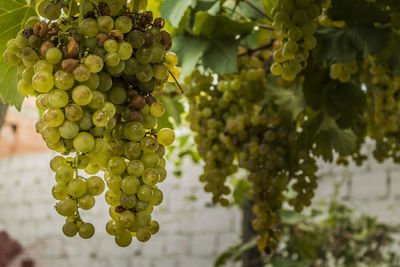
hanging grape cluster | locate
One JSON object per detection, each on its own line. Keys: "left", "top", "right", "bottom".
{"left": 270, "top": 0, "right": 322, "bottom": 81}
{"left": 4, "top": 0, "right": 178, "bottom": 246}
{"left": 185, "top": 54, "right": 318, "bottom": 253}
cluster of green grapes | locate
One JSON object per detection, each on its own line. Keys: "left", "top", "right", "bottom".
{"left": 270, "top": 0, "right": 322, "bottom": 81}
{"left": 329, "top": 61, "right": 358, "bottom": 83}
{"left": 4, "top": 0, "right": 177, "bottom": 246}
{"left": 185, "top": 55, "right": 319, "bottom": 253}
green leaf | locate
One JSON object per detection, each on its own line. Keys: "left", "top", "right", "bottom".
{"left": 203, "top": 37, "right": 240, "bottom": 74}
{"left": 327, "top": 0, "right": 390, "bottom": 26}
{"left": 314, "top": 26, "right": 391, "bottom": 64}
{"left": 171, "top": 34, "right": 209, "bottom": 77}
{"left": 161, "top": 0, "right": 197, "bottom": 27}
{"left": 302, "top": 66, "right": 330, "bottom": 110}
{"left": 193, "top": 12, "right": 255, "bottom": 38}
{"left": 156, "top": 95, "right": 185, "bottom": 130}
{"left": 0, "top": 0, "right": 36, "bottom": 110}
{"left": 265, "top": 77, "right": 305, "bottom": 122}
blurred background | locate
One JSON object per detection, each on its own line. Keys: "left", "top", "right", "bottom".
{"left": 1, "top": 100, "right": 400, "bottom": 267}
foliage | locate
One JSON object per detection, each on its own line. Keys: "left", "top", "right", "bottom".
{"left": 215, "top": 200, "right": 400, "bottom": 267}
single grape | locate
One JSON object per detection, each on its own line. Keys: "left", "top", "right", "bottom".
{"left": 78, "top": 194, "right": 95, "bottom": 210}
{"left": 137, "top": 185, "right": 153, "bottom": 201}
{"left": 115, "top": 229, "right": 132, "bottom": 247}
{"left": 46, "top": 47, "right": 62, "bottom": 64}
{"left": 86, "top": 176, "right": 105, "bottom": 196}
{"left": 126, "top": 160, "right": 144, "bottom": 177}
{"left": 52, "top": 183, "right": 68, "bottom": 200}
{"left": 98, "top": 16, "right": 114, "bottom": 32}
{"left": 72, "top": 85, "right": 93, "bottom": 106}
{"left": 56, "top": 199, "right": 78, "bottom": 217}
{"left": 59, "top": 120, "right": 79, "bottom": 139}
{"left": 63, "top": 222, "right": 78, "bottom": 237}
{"left": 78, "top": 222, "right": 95, "bottom": 239}
{"left": 54, "top": 70, "right": 75, "bottom": 90}
{"left": 80, "top": 18, "right": 99, "bottom": 38}
{"left": 108, "top": 156, "right": 126, "bottom": 175}
{"left": 136, "top": 227, "right": 151, "bottom": 242}
{"left": 68, "top": 178, "right": 87, "bottom": 198}
{"left": 73, "top": 132, "right": 95, "bottom": 153}
{"left": 43, "top": 108, "right": 65, "bottom": 127}
{"left": 74, "top": 64, "right": 91, "bottom": 82}
{"left": 84, "top": 54, "right": 104, "bottom": 73}
{"left": 157, "top": 128, "right": 175, "bottom": 146}
{"left": 65, "top": 104, "right": 83, "bottom": 121}
{"left": 32, "top": 71, "right": 54, "bottom": 93}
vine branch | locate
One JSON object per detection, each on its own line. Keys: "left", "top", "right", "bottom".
{"left": 169, "top": 70, "right": 184, "bottom": 94}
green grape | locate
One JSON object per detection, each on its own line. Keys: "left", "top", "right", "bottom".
{"left": 149, "top": 188, "right": 163, "bottom": 206}
{"left": 21, "top": 47, "right": 39, "bottom": 67}
{"left": 65, "top": 104, "right": 83, "bottom": 121}
{"left": 108, "top": 156, "right": 126, "bottom": 175}
{"left": 78, "top": 194, "right": 95, "bottom": 210}
{"left": 52, "top": 183, "right": 68, "bottom": 200}
{"left": 106, "top": 60, "right": 125, "bottom": 76}
{"left": 15, "top": 35, "right": 28, "bottom": 49}
{"left": 43, "top": 2, "right": 61, "bottom": 20}
{"left": 85, "top": 54, "right": 104, "bottom": 73}
{"left": 126, "top": 30, "right": 145, "bottom": 49}
{"left": 107, "top": 138, "right": 124, "bottom": 156}
{"left": 92, "top": 110, "right": 110, "bottom": 127}
{"left": 56, "top": 199, "right": 78, "bottom": 217}
{"left": 68, "top": 178, "right": 87, "bottom": 198}
{"left": 54, "top": 70, "right": 75, "bottom": 90}
{"left": 59, "top": 120, "right": 79, "bottom": 139}
{"left": 123, "top": 58, "right": 138, "bottom": 76}
{"left": 72, "top": 85, "right": 93, "bottom": 106}
{"left": 34, "top": 60, "right": 53, "bottom": 74}
{"left": 98, "top": 72, "right": 113, "bottom": 92}
{"left": 120, "top": 193, "right": 137, "bottom": 209}
{"left": 79, "top": 110, "right": 93, "bottom": 130}
{"left": 137, "top": 185, "right": 153, "bottom": 201}
{"left": 104, "top": 52, "right": 120, "bottom": 67}
{"left": 43, "top": 108, "right": 65, "bottom": 127}
{"left": 24, "top": 16, "right": 40, "bottom": 28}
{"left": 150, "top": 44, "right": 164, "bottom": 63}
{"left": 157, "top": 128, "right": 175, "bottom": 146}
{"left": 85, "top": 163, "right": 100, "bottom": 175}
{"left": 123, "top": 143, "right": 141, "bottom": 162}
{"left": 117, "top": 42, "right": 133, "bottom": 60}
{"left": 109, "top": 86, "right": 127, "bottom": 104}
{"left": 74, "top": 65, "right": 91, "bottom": 82}
{"left": 49, "top": 89, "right": 69, "bottom": 108}
{"left": 153, "top": 64, "right": 169, "bottom": 80}
{"left": 115, "top": 229, "right": 132, "bottom": 247}
{"left": 136, "top": 47, "right": 153, "bottom": 64}
{"left": 142, "top": 168, "right": 160, "bottom": 186}
{"left": 32, "top": 71, "right": 54, "bottom": 93}
{"left": 136, "top": 200, "right": 149, "bottom": 211}
{"left": 83, "top": 73, "right": 100, "bottom": 90}
{"left": 150, "top": 102, "right": 165, "bottom": 117}
{"left": 148, "top": 220, "right": 159, "bottom": 235}
{"left": 78, "top": 223, "right": 95, "bottom": 239}
{"left": 3, "top": 50, "right": 21, "bottom": 65}
{"left": 98, "top": 16, "right": 114, "bottom": 32}
{"left": 42, "top": 127, "right": 61, "bottom": 145}
{"left": 63, "top": 222, "right": 78, "bottom": 237}
{"left": 85, "top": 38, "right": 97, "bottom": 50}
{"left": 136, "top": 227, "right": 151, "bottom": 242}
{"left": 115, "top": 16, "right": 132, "bottom": 33}
{"left": 106, "top": 175, "right": 122, "bottom": 192}
{"left": 124, "top": 122, "right": 146, "bottom": 141}
{"left": 118, "top": 210, "right": 135, "bottom": 228}
{"left": 87, "top": 176, "right": 105, "bottom": 196}
{"left": 106, "top": 220, "right": 116, "bottom": 235}
{"left": 126, "top": 160, "right": 144, "bottom": 177}
{"left": 46, "top": 47, "right": 62, "bottom": 64}
{"left": 136, "top": 64, "right": 154, "bottom": 82}
{"left": 17, "top": 80, "right": 34, "bottom": 96}
{"left": 88, "top": 90, "right": 104, "bottom": 108}
{"left": 104, "top": 39, "right": 119, "bottom": 53}
{"left": 121, "top": 176, "right": 140, "bottom": 195}
{"left": 105, "top": 189, "right": 121, "bottom": 206}
{"left": 73, "top": 132, "right": 95, "bottom": 153}
{"left": 50, "top": 156, "right": 67, "bottom": 172}
{"left": 80, "top": 18, "right": 99, "bottom": 38}
{"left": 140, "top": 136, "right": 159, "bottom": 153}
{"left": 165, "top": 52, "right": 178, "bottom": 67}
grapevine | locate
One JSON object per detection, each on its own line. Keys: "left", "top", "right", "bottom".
{"left": 4, "top": 0, "right": 178, "bottom": 246}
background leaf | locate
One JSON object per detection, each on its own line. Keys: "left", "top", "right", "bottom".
{"left": 0, "top": 0, "right": 36, "bottom": 110}
{"left": 161, "top": 0, "right": 197, "bottom": 27}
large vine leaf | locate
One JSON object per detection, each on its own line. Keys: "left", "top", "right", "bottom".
{"left": 0, "top": 0, "right": 36, "bottom": 110}
{"left": 160, "top": 0, "right": 197, "bottom": 27}
{"left": 263, "top": 0, "right": 278, "bottom": 17}
{"left": 314, "top": 26, "right": 391, "bottom": 64}
{"left": 327, "top": 0, "right": 390, "bottom": 26}
{"left": 170, "top": 34, "right": 209, "bottom": 77}
{"left": 202, "top": 37, "right": 240, "bottom": 74}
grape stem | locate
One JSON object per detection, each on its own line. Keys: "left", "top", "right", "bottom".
{"left": 169, "top": 70, "right": 184, "bottom": 94}
{"left": 67, "top": 0, "right": 74, "bottom": 20}
{"left": 256, "top": 24, "right": 274, "bottom": 31}
{"left": 134, "top": 0, "right": 139, "bottom": 12}
{"left": 238, "top": 42, "right": 273, "bottom": 57}
{"left": 79, "top": 0, "right": 86, "bottom": 24}
{"left": 75, "top": 152, "right": 79, "bottom": 178}
{"left": 242, "top": 0, "right": 272, "bottom": 21}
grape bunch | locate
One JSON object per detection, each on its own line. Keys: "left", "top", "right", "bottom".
{"left": 185, "top": 54, "right": 319, "bottom": 253}
{"left": 270, "top": 0, "right": 322, "bottom": 81}
{"left": 4, "top": 0, "right": 177, "bottom": 246}
{"left": 329, "top": 61, "right": 358, "bottom": 83}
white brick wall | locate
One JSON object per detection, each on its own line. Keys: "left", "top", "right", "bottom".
{"left": 1, "top": 148, "right": 400, "bottom": 267}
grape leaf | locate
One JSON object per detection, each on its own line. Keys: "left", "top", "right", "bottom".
{"left": 202, "top": 37, "right": 240, "bottom": 74}
{"left": 156, "top": 95, "right": 185, "bottom": 129}
{"left": 0, "top": 0, "right": 36, "bottom": 110}
{"left": 314, "top": 26, "right": 391, "bottom": 64}
{"left": 161, "top": 0, "right": 197, "bottom": 27}
{"left": 170, "top": 34, "right": 209, "bottom": 77}
{"left": 193, "top": 11, "right": 255, "bottom": 38}
{"left": 302, "top": 66, "right": 330, "bottom": 110}
{"left": 327, "top": 0, "right": 390, "bottom": 26}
